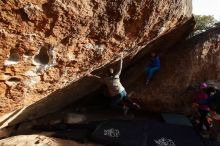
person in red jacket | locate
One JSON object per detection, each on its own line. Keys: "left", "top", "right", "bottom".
{"left": 193, "top": 83, "right": 210, "bottom": 131}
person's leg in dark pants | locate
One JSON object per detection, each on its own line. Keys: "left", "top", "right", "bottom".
{"left": 111, "top": 94, "right": 123, "bottom": 109}
{"left": 204, "top": 114, "right": 210, "bottom": 131}
{"left": 144, "top": 67, "right": 160, "bottom": 85}
{"left": 198, "top": 110, "right": 210, "bottom": 131}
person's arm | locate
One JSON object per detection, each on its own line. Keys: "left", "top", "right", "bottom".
{"left": 92, "top": 74, "right": 102, "bottom": 79}
{"left": 87, "top": 73, "right": 102, "bottom": 82}
{"left": 115, "top": 54, "right": 123, "bottom": 76}
{"left": 199, "top": 93, "right": 217, "bottom": 105}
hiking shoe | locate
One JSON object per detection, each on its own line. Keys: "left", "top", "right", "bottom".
{"left": 199, "top": 131, "right": 210, "bottom": 139}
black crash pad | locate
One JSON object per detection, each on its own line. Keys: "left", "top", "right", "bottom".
{"left": 91, "top": 119, "right": 204, "bottom": 146}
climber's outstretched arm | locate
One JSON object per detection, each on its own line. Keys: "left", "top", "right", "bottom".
{"left": 115, "top": 53, "right": 123, "bottom": 76}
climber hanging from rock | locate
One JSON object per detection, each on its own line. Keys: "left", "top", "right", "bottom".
{"left": 145, "top": 52, "right": 160, "bottom": 86}
{"left": 87, "top": 53, "right": 140, "bottom": 115}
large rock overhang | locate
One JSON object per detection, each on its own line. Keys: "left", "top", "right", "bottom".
{"left": 0, "top": 18, "right": 195, "bottom": 128}
{"left": 0, "top": 0, "right": 193, "bottom": 128}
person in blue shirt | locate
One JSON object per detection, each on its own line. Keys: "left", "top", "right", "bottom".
{"left": 145, "top": 52, "right": 160, "bottom": 85}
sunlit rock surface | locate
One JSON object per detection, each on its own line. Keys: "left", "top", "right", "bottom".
{"left": 0, "top": 0, "right": 192, "bottom": 121}
{"left": 0, "top": 135, "right": 102, "bottom": 146}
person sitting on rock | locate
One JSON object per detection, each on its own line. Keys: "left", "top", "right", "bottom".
{"left": 88, "top": 53, "right": 140, "bottom": 115}
{"left": 145, "top": 52, "right": 160, "bottom": 85}
{"left": 193, "top": 83, "right": 210, "bottom": 131}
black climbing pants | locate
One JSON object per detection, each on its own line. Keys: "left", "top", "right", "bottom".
{"left": 198, "top": 110, "right": 210, "bottom": 131}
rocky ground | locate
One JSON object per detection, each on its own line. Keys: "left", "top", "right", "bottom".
{"left": 0, "top": 102, "right": 219, "bottom": 146}
{"left": 0, "top": 134, "right": 102, "bottom": 146}
{"left": 0, "top": 102, "right": 161, "bottom": 146}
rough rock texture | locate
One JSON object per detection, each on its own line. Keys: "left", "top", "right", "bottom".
{"left": 0, "top": 0, "right": 192, "bottom": 116}
{"left": 127, "top": 27, "right": 220, "bottom": 113}
{"left": 0, "top": 135, "right": 102, "bottom": 146}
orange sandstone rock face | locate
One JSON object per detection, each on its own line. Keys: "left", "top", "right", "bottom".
{"left": 0, "top": 0, "right": 192, "bottom": 115}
